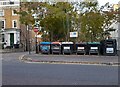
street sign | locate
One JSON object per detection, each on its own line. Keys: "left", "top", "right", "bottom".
{"left": 70, "top": 32, "right": 78, "bottom": 37}
{"left": 34, "top": 27, "right": 38, "bottom": 32}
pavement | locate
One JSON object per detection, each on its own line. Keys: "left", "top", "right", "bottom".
{"left": 21, "top": 52, "right": 119, "bottom": 66}
{"left": 0, "top": 48, "right": 24, "bottom": 54}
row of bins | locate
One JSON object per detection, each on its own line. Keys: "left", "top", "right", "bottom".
{"left": 39, "top": 39, "right": 117, "bottom": 56}
{"left": 76, "top": 42, "right": 101, "bottom": 55}
{"left": 39, "top": 42, "right": 73, "bottom": 55}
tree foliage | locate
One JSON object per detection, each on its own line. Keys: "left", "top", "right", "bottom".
{"left": 18, "top": 0, "right": 118, "bottom": 42}
{"left": 40, "top": 2, "right": 74, "bottom": 41}
{"left": 77, "top": 0, "right": 117, "bottom": 41}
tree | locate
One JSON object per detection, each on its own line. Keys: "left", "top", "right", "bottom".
{"left": 15, "top": 2, "right": 35, "bottom": 51}
{"left": 18, "top": 1, "right": 75, "bottom": 44}
{"left": 40, "top": 2, "right": 74, "bottom": 41}
{"left": 101, "top": 9, "right": 118, "bottom": 38}
{"left": 78, "top": 0, "right": 103, "bottom": 41}
{"left": 81, "top": 12, "right": 105, "bottom": 41}
{"left": 77, "top": 0, "right": 117, "bottom": 41}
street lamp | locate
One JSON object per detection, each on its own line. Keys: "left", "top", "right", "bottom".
{"left": 66, "top": 11, "right": 71, "bottom": 41}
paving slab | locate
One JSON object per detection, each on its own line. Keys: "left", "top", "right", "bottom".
{"left": 23, "top": 52, "right": 119, "bottom": 64}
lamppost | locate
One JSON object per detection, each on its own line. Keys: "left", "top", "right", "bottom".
{"left": 66, "top": 11, "right": 71, "bottom": 41}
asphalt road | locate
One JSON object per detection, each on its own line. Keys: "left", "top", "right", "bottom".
{"left": 2, "top": 52, "right": 119, "bottom": 85}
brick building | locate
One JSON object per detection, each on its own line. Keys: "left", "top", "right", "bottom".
{"left": 0, "top": 0, "right": 20, "bottom": 48}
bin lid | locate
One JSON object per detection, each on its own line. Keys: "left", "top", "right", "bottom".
{"left": 76, "top": 42, "right": 87, "bottom": 44}
{"left": 40, "top": 42, "right": 51, "bottom": 45}
{"left": 105, "top": 39, "right": 116, "bottom": 42}
{"left": 88, "top": 42, "right": 100, "bottom": 44}
{"left": 51, "top": 42, "right": 61, "bottom": 45}
{"left": 62, "top": 42, "right": 73, "bottom": 44}
{"left": 101, "top": 39, "right": 116, "bottom": 42}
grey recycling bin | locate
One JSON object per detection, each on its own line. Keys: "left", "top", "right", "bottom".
{"left": 76, "top": 42, "right": 87, "bottom": 55}
{"left": 51, "top": 42, "right": 61, "bottom": 54}
{"left": 100, "top": 39, "right": 117, "bottom": 56}
{"left": 62, "top": 42, "right": 74, "bottom": 55}
{"left": 87, "top": 42, "right": 100, "bottom": 55}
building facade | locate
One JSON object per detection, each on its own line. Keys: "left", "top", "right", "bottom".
{"left": 0, "top": 0, "right": 20, "bottom": 48}
{"left": 110, "top": 3, "right": 120, "bottom": 51}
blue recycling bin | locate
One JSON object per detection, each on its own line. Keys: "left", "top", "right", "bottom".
{"left": 100, "top": 39, "right": 117, "bottom": 56}
{"left": 40, "top": 42, "right": 51, "bottom": 54}
{"left": 87, "top": 42, "right": 100, "bottom": 55}
{"left": 76, "top": 42, "right": 87, "bottom": 55}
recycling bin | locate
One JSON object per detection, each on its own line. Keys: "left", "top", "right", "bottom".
{"left": 76, "top": 42, "right": 87, "bottom": 55}
{"left": 87, "top": 42, "right": 100, "bottom": 55}
{"left": 61, "top": 42, "right": 74, "bottom": 54}
{"left": 40, "top": 42, "right": 51, "bottom": 54}
{"left": 100, "top": 39, "right": 117, "bottom": 56}
{"left": 51, "top": 42, "right": 61, "bottom": 54}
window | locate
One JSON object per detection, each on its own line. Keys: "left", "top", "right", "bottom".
{"left": 9, "top": 2, "right": 14, "bottom": 4}
{"left": 12, "top": 20, "right": 17, "bottom": 28}
{"left": 12, "top": 10, "right": 17, "bottom": 16}
{"left": 0, "top": 20, "right": 5, "bottom": 29}
{"left": 0, "top": 10, "right": 4, "bottom": 16}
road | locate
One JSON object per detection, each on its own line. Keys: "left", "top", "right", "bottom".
{"left": 2, "top": 52, "right": 118, "bottom": 85}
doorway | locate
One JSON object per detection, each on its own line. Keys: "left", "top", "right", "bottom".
{"left": 10, "top": 33, "right": 14, "bottom": 47}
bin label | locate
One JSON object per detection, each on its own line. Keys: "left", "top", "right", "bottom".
{"left": 91, "top": 47, "right": 98, "bottom": 49}
{"left": 64, "top": 47, "right": 70, "bottom": 49}
{"left": 41, "top": 46, "right": 50, "bottom": 50}
{"left": 106, "top": 48, "right": 114, "bottom": 53}
{"left": 53, "top": 47, "right": 59, "bottom": 49}
{"left": 78, "top": 47, "right": 84, "bottom": 50}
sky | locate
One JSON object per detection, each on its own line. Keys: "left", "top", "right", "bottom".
{"left": 97, "top": 0, "right": 119, "bottom": 6}
{"left": 10, "top": 0, "right": 120, "bottom": 6}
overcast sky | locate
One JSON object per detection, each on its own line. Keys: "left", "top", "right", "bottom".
{"left": 98, "top": 0, "right": 119, "bottom": 6}
{"left": 10, "top": 0, "right": 119, "bottom": 5}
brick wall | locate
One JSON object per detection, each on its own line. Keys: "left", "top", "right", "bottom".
{"left": 3, "top": 7, "right": 20, "bottom": 29}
